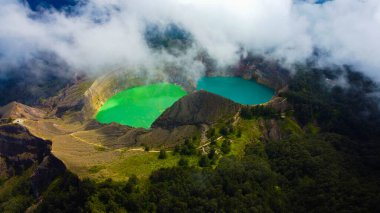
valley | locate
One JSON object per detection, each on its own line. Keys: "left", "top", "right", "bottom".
{"left": 3, "top": 70, "right": 276, "bottom": 182}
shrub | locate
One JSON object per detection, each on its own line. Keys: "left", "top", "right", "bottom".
{"left": 221, "top": 139, "right": 231, "bottom": 154}
{"left": 158, "top": 150, "right": 167, "bottom": 159}
{"left": 143, "top": 145, "right": 150, "bottom": 152}
{"left": 178, "top": 158, "right": 189, "bottom": 167}
{"left": 199, "top": 156, "right": 210, "bottom": 167}
{"left": 124, "top": 175, "right": 139, "bottom": 193}
{"left": 180, "top": 139, "right": 197, "bottom": 156}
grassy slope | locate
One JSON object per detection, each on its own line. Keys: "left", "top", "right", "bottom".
{"left": 86, "top": 118, "right": 262, "bottom": 181}
{"left": 92, "top": 152, "right": 199, "bottom": 181}
{"left": 230, "top": 119, "right": 261, "bottom": 157}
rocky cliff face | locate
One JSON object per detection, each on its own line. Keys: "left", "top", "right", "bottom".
{"left": 0, "top": 124, "right": 66, "bottom": 196}
{"left": 0, "top": 124, "right": 50, "bottom": 166}
{"left": 233, "top": 56, "right": 290, "bottom": 91}
{"left": 259, "top": 119, "right": 283, "bottom": 141}
{"left": 81, "top": 71, "right": 148, "bottom": 119}
{"left": 152, "top": 90, "right": 241, "bottom": 128}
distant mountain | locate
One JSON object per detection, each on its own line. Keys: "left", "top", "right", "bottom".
{"left": 0, "top": 53, "right": 74, "bottom": 106}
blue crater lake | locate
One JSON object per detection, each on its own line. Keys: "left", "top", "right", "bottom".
{"left": 196, "top": 77, "right": 275, "bottom": 105}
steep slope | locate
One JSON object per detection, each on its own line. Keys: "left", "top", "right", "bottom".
{"left": 152, "top": 90, "right": 241, "bottom": 128}
{"left": 81, "top": 71, "right": 147, "bottom": 119}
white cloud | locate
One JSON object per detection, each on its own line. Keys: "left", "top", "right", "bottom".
{"left": 0, "top": 0, "right": 379, "bottom": 80}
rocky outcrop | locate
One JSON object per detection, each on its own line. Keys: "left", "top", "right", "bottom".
{"left": 0, "top": 102, "right": 46, "bottom": 120}
{"left": 259, "top": 119, "right": 282, "bottom": 141}
{"left": 0, "top": 124, "right": 50, "bottom": 171}
{"left": 234, "top": 56, "right": 290, "bottom": 91}
{"left": 152, "top": 91, "right": 241, "bottom": 128}
{"left": 0, "top": 124, "right": 66, "bottom": 196}
{"left": 266, "top": 97, "right": 289, "bottom": 113}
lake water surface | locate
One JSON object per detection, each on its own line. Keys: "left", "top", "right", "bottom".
{"left": 96, "top": 83, "right": 186, "bottom": 129}
{"left": 196, "top": 77, "right": 274, "bottom": 105}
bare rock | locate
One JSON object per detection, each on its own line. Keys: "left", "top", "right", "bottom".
{"left": 259, "top": 119, "right": 282, "bottom": 141}
{"left": 152, "top": 90, "right": 241, "bottom": 129}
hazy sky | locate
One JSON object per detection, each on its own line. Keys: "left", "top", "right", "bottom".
{"left": 0, "top": 0, "right": 379, "bottom": 80}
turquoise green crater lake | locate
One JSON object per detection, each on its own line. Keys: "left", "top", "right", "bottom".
{"left": 96, "top": 83, "right": 187, "bottom": 129}
{"left": 196, "top": 77, "right": 274, "bottom": 105}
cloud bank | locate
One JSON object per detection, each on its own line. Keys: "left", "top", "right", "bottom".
{"left": 0, "top": 0, "right": 380, "bottom": 80}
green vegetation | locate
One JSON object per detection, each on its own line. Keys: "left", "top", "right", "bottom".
{"left": 178, "top": 158, "right": 189, "bottom": 167}
{"left": 158, "top": 149, "right": 167, "bottom": 159}
{"left": 198, "top": 155, "right": 210, "bottom": 167}
{"left": 143, "top": 144, "right": 150, "bottom": 152}
{"left": 240, "top": 105, "right": 278, "bottom": 119}
{"left": 0, "top": 169, "right": 34, "bottom": 212}
{"left": 88, "top": 165, "right": 105, "bottom": 174}
{"left": 94, "top": 146, "right": 107, "bottom": 152}
{"left": 283, "top": 67, "right": 380, "bottom": 140}
{"left": 221, "top": 139, "right": 231, "bottom": 154}
{"left": 173, "top": 138, "right": 198, "bottom": 156}
{"left": 103, "top": 152, "right": 184, "bottom": 180}
{"left": 36, "top": 119, "right": 380, "bottom": 212}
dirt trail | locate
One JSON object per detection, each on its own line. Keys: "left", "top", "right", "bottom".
{"left": 70, "top": 134, "right": 110, "bottom": 150}
{"left": 122, "top": 148, "right": 161, "bottom": 153}
{"left": 200, "top": 124, "right": 209, "bottom": 146}
{"left": 232, "top": 111, "right": 241, "bottom": 126}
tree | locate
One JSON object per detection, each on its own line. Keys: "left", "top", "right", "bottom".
{"left": 208, "top": 128, "right": 216, "bottom": 138}
{"left": 180, "top": 139, "right": 197, "bottom": 156}
{"left": 220, "top": 127, "right": 229, "bottom": 136}
{"left": 208, "top": 148, "right": 216, "bottom": 160}
{"left": 199, "top": 155, "right": 210, "bottom": 167}
{"left": 124, "top": 175, "right": 139, "bottom": 193}
{"left": 221, "top": 139, "right": 231, "bottom": 154}
{"left": 158, "top": 150, "right": 167, "bottom": 159}
{"left": 143, "top": 144, "right": 150, "bottom": 152}
{"left": 236, "top": 129, "right": 242, "bottom": 138}
{"left": 178, "top": 158, "right": 189, "bottom": 167}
